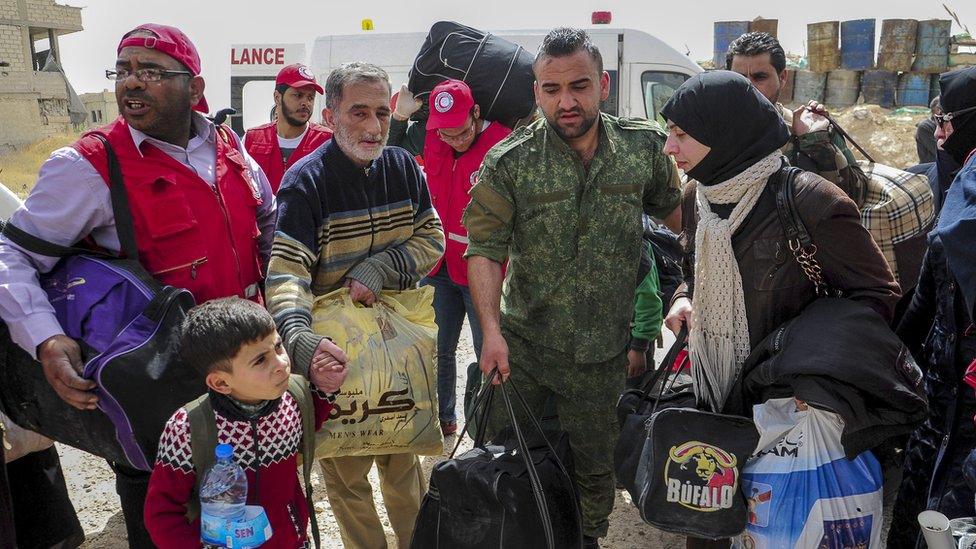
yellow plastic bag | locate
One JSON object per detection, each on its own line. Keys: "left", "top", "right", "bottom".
{"left": 312, "top": 287, "right": 442, "bottom": 458}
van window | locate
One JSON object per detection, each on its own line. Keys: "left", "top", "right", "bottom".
{"left": 641, "top": 72, "right": 688, "bottom": 125}
{"left": 600, "top": 70, "right": 618, "bottom": 116}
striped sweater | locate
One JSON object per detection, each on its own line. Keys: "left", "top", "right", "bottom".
{"left": 267, "top": 139, "right": 444, "bottom": 371}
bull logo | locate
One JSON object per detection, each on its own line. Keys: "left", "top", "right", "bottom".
{"left": 663, "top": 441, "right": 739, "bottom": 512}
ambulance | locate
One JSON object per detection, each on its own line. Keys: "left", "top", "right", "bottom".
{"left": 228, "top": 24, "right": 702, "bottom": 134}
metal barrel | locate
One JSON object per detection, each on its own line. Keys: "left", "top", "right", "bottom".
{"left": 794, "top": 70, "right": 827, "bottom": 104}
{"left": 825, "top": 70, "right": 861, "bottom": 108}
{"left": 749, "top": 19, "right": 778, "bottom": 38}
{"left": 713, "top": 21, "right": 750, "bottom": 68}
{"left": 841, "top": 19, "right": 876, "bottom": 70}
{"left": 861, "top": 70, "right": 898, "bottom": 107}
{"left": 929, "top": 74, "right": 941, "bottom": 103}
{"left": 911, "top": 19, "right": 951, "bottom": 73}
{"left": 808, "top": 21, "right": 841, "bottom": 73}
{"left": 877, "top": 19, "right": 917, "bottom": 72}
{"left": 897, "top": 72, "right": 932, "bottom": 106}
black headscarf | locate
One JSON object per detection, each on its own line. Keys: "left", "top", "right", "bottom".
{"left": 660, "top": 70, "right": 790, "bottom": 186}
{"left": 940, "top": 67, "right": 976, "bottom": 165}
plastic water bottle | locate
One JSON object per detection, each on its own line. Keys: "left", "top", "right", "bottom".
{"left": 200, "top": 443, "right": 248, "bottom": 546}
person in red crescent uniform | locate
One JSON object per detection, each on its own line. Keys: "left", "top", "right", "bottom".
{"left": 244, "top": 63, "right": 333, "bottom": 194}
{"left": 388, "top": 79, "right": 511, "bottom": 435}
{"left": 0, "top": 23, "right": 278, "bottom": 548}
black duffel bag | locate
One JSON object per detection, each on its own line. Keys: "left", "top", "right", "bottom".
{"left": 411, "top": 372, "right": 582, "bottom": 549}
{"left": 619, "top": 327, "right": 759, "bottom": 539}
{"left": 614, "top": 329, "right": 693, "bottom": 501}
{"left": 408, "top": 21, "right": 536, "bottom": 126}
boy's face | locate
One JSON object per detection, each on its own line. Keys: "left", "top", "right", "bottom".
{"left": 207, "top": 330, "right": 292, "bottom": 404}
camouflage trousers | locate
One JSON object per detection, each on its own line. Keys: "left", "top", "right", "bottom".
{"left": 484, "top": 328, "right": 626, "bottom": 539}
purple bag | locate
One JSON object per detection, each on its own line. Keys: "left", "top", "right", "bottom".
{"left": 0, "top": 134, "right": 201, "bottom": 470}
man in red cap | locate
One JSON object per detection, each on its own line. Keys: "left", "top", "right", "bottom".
{"left": 388, "top": 79, "right": 511, "bottom": 435}
{"left": 0, "top": 23, "right": 282, "bottom": 548}
{"left": 244, "top": 64, "right": 333, "bottom": 193}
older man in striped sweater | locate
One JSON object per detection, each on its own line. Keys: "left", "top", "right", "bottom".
{"left": 266, "top": 61, "right": 444, "bottom": 549}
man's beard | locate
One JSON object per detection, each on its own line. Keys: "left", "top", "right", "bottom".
{"left": 546, "top": 106, "right": 600, "bottom": 141}
{"left": 280, "top": 101, "right": 310, "bottom": 128}
{"left": 333, "top": 123, "right": 387, "bottom": 164}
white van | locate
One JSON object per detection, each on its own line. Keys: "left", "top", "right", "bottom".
{"left": 229, "top": 27, "right": 701, "bottom": 133}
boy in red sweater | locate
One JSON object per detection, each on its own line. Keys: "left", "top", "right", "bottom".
{"left": 144, "top": 298, "right": 347, "bottom": 548}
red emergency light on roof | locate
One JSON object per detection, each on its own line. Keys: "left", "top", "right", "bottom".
{"left": 592, "top": 11, "right": 612, "bottom": 25}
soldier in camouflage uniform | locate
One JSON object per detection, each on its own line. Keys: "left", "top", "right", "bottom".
{"left": 461, "top": 28, "right": 681, "bottom": 548}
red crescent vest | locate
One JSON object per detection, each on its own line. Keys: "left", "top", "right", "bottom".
{"left": 424, "top": 121, "right": 511, "bottom": 286}
{"left": 74, "top": 117, "right": 264, "bottom": 305}
{"left": 244, "top": 122, "right": 332, "bottom": 193}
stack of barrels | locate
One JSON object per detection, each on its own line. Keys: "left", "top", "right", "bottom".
{"left": 715, "top": 19, "right": 957, "bottom": 109}
{"left": 799, "top": 19, "right": 952, "bottom": 108}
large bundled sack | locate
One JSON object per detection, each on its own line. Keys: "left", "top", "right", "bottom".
{"left": 311, "top": 287, "right": 442, "bottom": 458}
{"left": 0, "top": 136, "right": 200, "bottom": 472}
{"left": 408, "top": 21, "right": 536, "bottom": 126}
{"left": 734, "top": 398, "right": 884, "bottom": 548}
{"left": 857, "top": 160, "right": 935, "bottom": 287}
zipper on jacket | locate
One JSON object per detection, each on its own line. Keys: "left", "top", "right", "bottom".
{"left": 250, "top": 419, "right": 261, "bottom": 504}
{"left": 151, "top": 257, "right": 208, "bottom": 279}
{"left": 212, "top": 185, "right": 246, "bottom": 290}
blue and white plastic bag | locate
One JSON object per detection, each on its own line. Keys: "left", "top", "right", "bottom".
{"left": 734, "top": 398, "right": 884, "bottom": 548}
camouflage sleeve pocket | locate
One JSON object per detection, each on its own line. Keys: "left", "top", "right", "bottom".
{"left": 462, "top": 183, "right": 514, "bottom": 263}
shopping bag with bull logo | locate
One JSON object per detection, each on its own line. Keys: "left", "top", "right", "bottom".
{"left": 733, "top": 398, "right": 883, "bottom": 548}
{"left": 634, "top": 407, "right": 759, "bottom": 539}
{"left": 311, "top": 287, "right": 443, "bottom": 458}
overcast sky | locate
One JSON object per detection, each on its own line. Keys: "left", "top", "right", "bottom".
{"left": 56, "top": 0, "right": 974, "bottom": 121}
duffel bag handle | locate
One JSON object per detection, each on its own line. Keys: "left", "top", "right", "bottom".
{"left": 497, "top": 378, "right": 556, "bottom": 549}
{"left": 447, "top": 370, "right": 582, "bottom": 549}
{"left": 637, "top": 326, "right": 689, "bottom": 416}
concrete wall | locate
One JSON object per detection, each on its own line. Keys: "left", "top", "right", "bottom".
{"left": 0, "top": 0, "right": 83, "bottom": 148}
{"left": 80, "top": 89, "right": 116, "bottom": 127}
{"left": 25, "top": 0, "right": 82, "bottom": 30}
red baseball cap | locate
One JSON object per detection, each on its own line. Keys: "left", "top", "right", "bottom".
{"left": 117, "top": 23, "right": 209, "bottom": 113}
{"left": 276, "top": 64, "right": 324, "bottom": 95}
{"left": 427, "top": 79, "right": 475, "bottom": 130}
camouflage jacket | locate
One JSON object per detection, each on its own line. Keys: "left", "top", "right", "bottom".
{"left": 778, "top": 103, "right": 868, "bottom": 206}
{"left": 462, "top": 113, "right": 681, "bottom": 363}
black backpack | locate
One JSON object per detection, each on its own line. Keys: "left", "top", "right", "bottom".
{"left": 411, "top": 374, "right": 583, "bottom": 549}
{"left": 638, "top": 215, "right": 683, "bottom": 302}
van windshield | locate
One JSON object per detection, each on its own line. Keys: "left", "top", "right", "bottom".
{"left": 641, "top": 71, "right": 688, "bottom": 126}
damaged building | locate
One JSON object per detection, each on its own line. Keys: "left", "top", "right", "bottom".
{"left": 0, "top": 0, "right": 84, "bottom": 151}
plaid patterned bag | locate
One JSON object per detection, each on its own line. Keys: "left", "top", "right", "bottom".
{"left": 857, "top": 161, "right": 935, "bottom": 284}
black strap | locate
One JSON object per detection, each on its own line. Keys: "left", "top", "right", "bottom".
{"left": 90, "top": 134, "right": 140, "bottom": 262}
{"left": 773, "top": 165, "right": 810, "bottom": 248}
{"left": 772, "top": 164, "right": 832, "bottom": 297}
{"left": 637, "top": 326, "right": 689, "bottom": 416}
{"left": 0, "top": 220, "right": 105, "bottom": 258}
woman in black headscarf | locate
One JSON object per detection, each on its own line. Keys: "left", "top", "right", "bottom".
{"left": 662, "top": 71, "right": 899, "bottom": 412}
{"left": 891, "top": 65, "right": 976, "bottom": 549}
{"left": 660, "top": 72, "right": 899, "bottom": 549}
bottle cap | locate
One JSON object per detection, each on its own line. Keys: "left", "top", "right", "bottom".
{"left": 215, "top": 443, "right": 233, "bottom": 460}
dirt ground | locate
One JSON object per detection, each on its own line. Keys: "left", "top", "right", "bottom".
{"left": 61, "top": 322, "right": 685, "bottom": 548}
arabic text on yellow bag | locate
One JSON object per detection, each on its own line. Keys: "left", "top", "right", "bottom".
{"left": 312, "top": 287, "right": 442, "bottom": 458}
